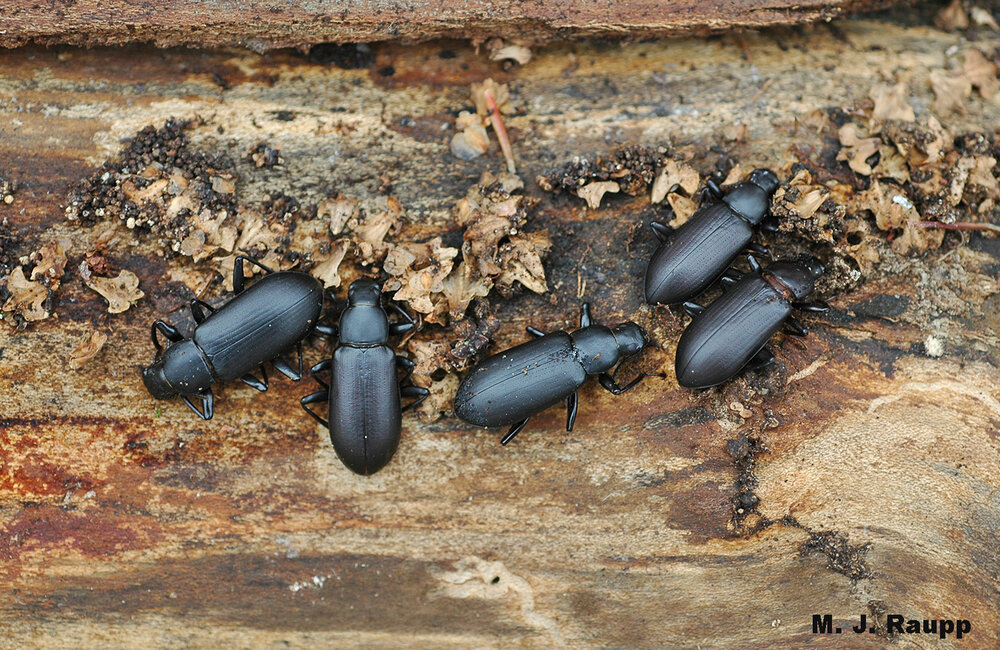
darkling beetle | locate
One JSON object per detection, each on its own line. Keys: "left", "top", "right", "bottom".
{"left": 674, "top": 254, "right": 828, "bottom": 389}
{"left": 142, "top": 256, "right": 326, "bottom": 419}
{"left": 644, "top": 168, "right": 780, "bottom": 306}
{"left": 454, "top": 303, "right": 654, "bottom": 446}
{"left": 301, "top": 279, "right": 429, "bottom": 475}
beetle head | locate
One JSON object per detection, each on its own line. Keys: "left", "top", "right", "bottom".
{"left": 722, "top": 168, "right": 780, "bottom": 225}
{"left": 142, "top": 362, "right": 175, "bottom": 400}
{"left": 348, "top": 278, "right": 382, "bottom": 306}
{"left": 612, "top": 322, "right": 648, "bottom": 358}
{"left": 141, "top": 339, "right": 213, "bottom": 401}
{"left": 767, "top": 254, "right": 824, "bottom": 300}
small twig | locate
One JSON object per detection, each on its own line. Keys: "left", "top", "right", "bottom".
{"left": 484, "top": 89, "right": 516, "bottom": 174}
{"left": 913, "top": 220, "right": 1000, "bottom": 234}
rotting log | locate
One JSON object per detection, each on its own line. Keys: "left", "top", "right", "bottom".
{"left": 1, "top": 6, "right": 999, "bottom": 649}
{"left": 0, "top": 0, "right": 904, "bottom": 50}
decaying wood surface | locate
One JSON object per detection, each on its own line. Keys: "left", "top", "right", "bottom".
{"left": 1, "top": 5, "right": 999, "bottom": 648}
{"left": 0, "top": 0, "right": 903, "bottom": 50}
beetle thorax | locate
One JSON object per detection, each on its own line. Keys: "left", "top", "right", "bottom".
{"left": 570, "top": 325, "right": 621, "bottom": 374}
{"left": 339, "top": 305, "right": 390, "bottom": 346}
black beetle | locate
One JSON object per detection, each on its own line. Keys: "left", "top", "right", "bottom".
{"left": 644, "top": 168, "right": 780, "bottom": 305}
{"left": 142, "top": 256, "right": 326, "bottom": 419}
{"left": 674, "top": 254, "right": 828, "bottom": 389}
{"left": 454, "top": 303, "right": 653, "bottom": 445}
{"left": 300, "top": 279, "right": 429, "bottom": 475}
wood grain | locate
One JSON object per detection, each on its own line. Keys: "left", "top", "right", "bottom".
{"left": 0, "top": 0, "right": 904, "bottom": 50}
{"left": 0, "top": 11, "right": 999, "bottom": 648}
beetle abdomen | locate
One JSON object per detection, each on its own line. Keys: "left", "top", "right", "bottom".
{"left": 644, "top": 204, "right": 753, "bottom": 305}
{"left": 454, "top": 333, "right": 586, "bottom": 427}
{"left": 329, "top": 345, "right": 402, "bottom": 475}
{"left": 675, "top": 276, "right": 790, "bottom": 388}
{"left": 195, "top": 271, "right": 324, "bottom": 380}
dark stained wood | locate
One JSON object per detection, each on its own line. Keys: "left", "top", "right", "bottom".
{"left": 0, "top": 10, "right": 999, "bottom": 648}
{"left": 0, "top": 0, "right": 904, "bottom": 50}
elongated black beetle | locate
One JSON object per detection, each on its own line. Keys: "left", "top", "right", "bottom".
{"left": 301, "top": 279, "right": 429, "bottom": 475}
{"left": 645, "top": 168, "right": 780, "bottom": 305}
{"left": 454, "top": 303, "right": 653, "bottom": 445}
{"left": 142, "top": 256, "right": 326, "bottom": 419}
{"left": 675, "top": 254, "right": 828, "bottom": 389}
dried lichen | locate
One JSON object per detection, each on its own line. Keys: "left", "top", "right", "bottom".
{"left": 1, "top": 238, "right": 70, "bottom": 326}
{"left": 69, "top": 330, "right": 109, "bottom": 369}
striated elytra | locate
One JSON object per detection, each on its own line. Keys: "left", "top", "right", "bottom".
{"left": 454, "top": 302, "right": 654, "bottom": 445}
{"left": 301, "top": 279, "right": 428, "bottom": 475}
{"left": 675, "top": 254, "right": 828, "bottom": 389}
{"left": 645, "top": 168, "right": 780, "bottom": 306}
{"left": 142, "top": 256, "right": 325, "bottom": 419}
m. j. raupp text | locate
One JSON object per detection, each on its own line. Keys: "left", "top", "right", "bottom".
{"left": 812, "top": 613, "right": 971, "bottom": 639}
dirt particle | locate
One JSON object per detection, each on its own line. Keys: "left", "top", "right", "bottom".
{"left": 800, "top": 529, "right": 873, "bottom": 581}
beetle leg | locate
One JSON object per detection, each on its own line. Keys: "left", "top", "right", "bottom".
{"left": 759, "top": 216, "right": 780, "bottom": 234}
{"left": 566, "top": 392, "right": 579, "bottom": 431}
{"left": 314, "top": 323, "right": 339, "bottom": 338}
{"left": 300, "top": 390, "right": 330, "bottom": 429}
{"left": 241, "top": 365, "right": 269, "bottom": 392}
{"left": 232, "top": 255, "right": 274, "bottom": 294}
{"left": 784, "top": 317, "right": 808, "bottom": 337}
{"left": 794, "top": 300, "right": 830, "bottom": 313}
{"left": 598, "top": 371, "right": 652, "bottom": 395}
{"left": 526, "top": 326, "right": 546, "bottom": 338}
{"left": 309, "top": 359, "right": 332, "bottom": 389}
{"left": 501, "top": 418, "right": 530, "bottom": 446}
{"left": 272, "top": 343, "right": 304, "bottom": 381}
{"left": 699, "top": 178, "right": 724, "bottom": 206}
{"left": 388, "top": 301, "right": 417, "bottom": 336}
{"left": 151, "top": 320, "right": 183, "bottom": 356}
{"left": 649, "top": 221, "right": 672, "bottom": 243}
{"left": 396, "top": 355, "right": 416, "bottom": 379}
{"left": 188, "top": 298, "right": 216, "bottom": 324}
{"left": 747, "top": 242, "right": 772, "bottom": 259}
{"left": 682, "top": 301, "right": 705, "bottom": 317}
{"left": 745, "top": 347, "right": 775, "bottom": 371}
{"left": 747, "top": 254, "right": 763, "bottom": 274}
{"left": 400, "top": 385, "right": 430, "bottom": 412}
{"left": 720, "top": 268, "right": 742, "bottom": 288}
{"left": 579, "top": 302, "right": 593, "bottom": 328}
{"left": 182, "top": 389, "right": 214, "bottom": 420}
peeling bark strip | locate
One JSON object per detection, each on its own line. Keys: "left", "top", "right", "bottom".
{"left": 0, "top": 0, "right": 902, "bottom": 49}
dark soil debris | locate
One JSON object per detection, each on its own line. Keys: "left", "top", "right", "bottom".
{"left": 247, "top": 142, "right": 284, "bottom": 169}
{"left": 800, "top": 529, "right": 873, "bottom": 581}
{"left": 537, "top": 145, "right": 673, "bottom": 205}
{"left": 727, "top": 433, "right": 769, "bottom": 531}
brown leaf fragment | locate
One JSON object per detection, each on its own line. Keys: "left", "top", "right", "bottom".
{"left": 651, "top": 160, "right": 700, "bottom": 204}
{"left": 722, "top": 164, "right": 745, "bottom": 186}
{"left": 837, "top": 124, "right": 881, "bottom": 175}
{"left": 498, "top": 230, "right": 551, "bottom": 294}
{"left": 70, "top": 330, "right": 108, "bottom": 369}
{"left": 577, "top": 181, "right": 619, "bottom": 209}
{"left": 869, "top": 83, "right": 915, "bottom": 128}
{"left": 3, "top": 267, "right": 50, "bottom": 322}
{"left": 964, "top": 49, "right": 999, "bottom": 100}
{"left": 451, "top": 111, "right": 491, "bottom": 161}
{"left": 970, "top": 5, "right": 1000, "bottom": 29}
{"left": 489, "top": 41, "right": 532, "bottom": 65}
{"left": 30, "top": 238, "right": 70, "bottom": 287}
{"left": 935, "top": 0, "right": 969, "bottom": 29}
{"left": 930, "top": 69, "right": 972, "bottom": 115}
{"left": 317, "top": 195, "right": 359, "bottom": 236}
{"left": 666, "top": 193, "right": 698, "bottom": 226}
{"left": 85, "top": 269, "right": 144, "bottom": 314}
{"left": 439, "top": 263, "right": 492, "bottom": 320}
{"left": 391, "top": 237, "right": 459, "bottom": 320}
{"left": 353, "top": 196, "right": 403, "bottom": 264}
{"left": 471, "top": 79, "right": 511, "bottom": 117}
{"left": 309, "top": 240, "right": 349, "bottom": 288}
